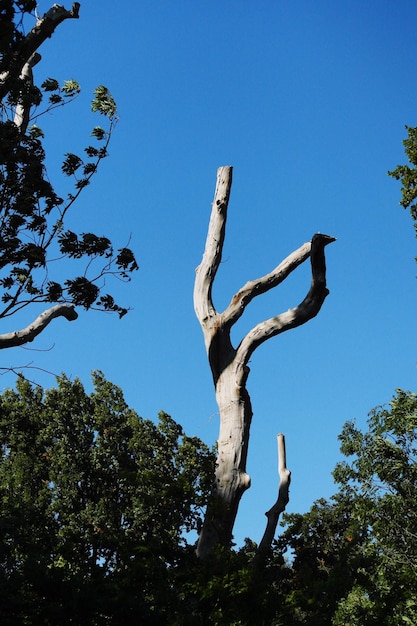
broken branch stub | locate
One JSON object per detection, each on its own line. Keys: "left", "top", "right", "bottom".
{"left": 258, "top": 433, "right": 291, "bottom": 552}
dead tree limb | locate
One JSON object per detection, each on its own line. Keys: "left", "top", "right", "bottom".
{"left": 0, "top": 3, "right": 80, "bottom": 102}
{"left": 13, "top": 52, "right": 41, "bottom": 133}
{"left": 194, "top": 166, "right": 335, "bottom": 558}
{"left": 0, "top": 304, "right": 78, "bottom": 349}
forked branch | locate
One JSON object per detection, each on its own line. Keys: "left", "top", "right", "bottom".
{"left": 194, "top": 166, "right": 335, "bottom": 366}
{"left": 235, "top": 232, "right": 335, "bottom": 368}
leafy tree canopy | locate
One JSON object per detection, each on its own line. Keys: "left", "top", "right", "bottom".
{"left": 278, "top": 390, "right": 417, "bottom": 626}
{"left": 0, "top": 371, "right": 215, "bottom": 624}
{"left": 2, "top": 376, "right": 415, "bottom": 624}
{"left": 0, "top": 2, "right": 138, "bottom": 352}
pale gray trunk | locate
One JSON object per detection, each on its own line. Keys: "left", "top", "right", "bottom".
{"left": 197, "top": 360, "right": 253, "bottom": 555}
{"left": 194, "top": 166, "right": 335, "bottom": 558}
{"left": 13, "top": 53, "right": 40, "bottom": 134}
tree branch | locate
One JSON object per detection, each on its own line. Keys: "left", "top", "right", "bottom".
{"left": 0, "top": 3, "right": 80, "bottom": 101}
{"left": 258, "top": 433, "right": 291, "bottom": 552}
{"left": 235, "top": 233, "right": 335, "bottom": 367}
{"left": 194, "top": 165, "right": 232, "bottom": 328}
{"left": 13, "top": 52, "right": 41, "bottom": 133}
{"left": 0, "top": 304, "right": 78, "bottom": 349}
{"left": 222, "top": 241, "right": 311, "bottom": 328}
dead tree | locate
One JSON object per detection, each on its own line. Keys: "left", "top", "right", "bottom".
{"left": 194, "top": 166, "right": 335, "bottom": 558}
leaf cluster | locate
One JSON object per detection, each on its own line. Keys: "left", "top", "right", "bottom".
{"left": 0, "top": 4, "right": 138, "bottom": 329}
{"left": 389, "top": 125, "right": 417, "bottom": 256}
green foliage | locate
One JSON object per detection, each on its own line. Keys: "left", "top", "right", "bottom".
{"left": 333, "top": 390, "right": 417, "bottom": 625}
{"left": 40, "top": 78, "right": 80, "bottom": 107}
{"left": 164, "top": 540, "right": 290, "bottom": 626}
{"left": 62, "top": 79, "right": 81, "bottom": 95}
{"left": 0, "top": 2, "right": 138, "bottom": 328}
{"left": 91, "top": 126, "right": 106, "bottom": 140}
{"left": 3, "top": 383, "right": 414, "bottom": 625}
{"left": 276, "top": 495, "right": 369, "bottom": 626}
{"left": 0, "top": 372, "right": 215, "bottom": 624}
{"left": 335, "top": 390, "right": 417, "bottom": 559}
{"left": 279, "top": 390, "right": 417, "bottom": 625}
{"left": 91, "top": 85, "right": 117, "bottom": 118}
{"left": 389, "top": 125, "right": 417, "bottom": 255}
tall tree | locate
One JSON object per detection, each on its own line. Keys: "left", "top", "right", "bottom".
{"left": 0, "top": 2, "right": 138, "bottom": 353}
{"left": 194, "top": 166, "right": 335, "bottom": 557}
{"left": 0, "top": 372, "right": 214, "bottom": 624}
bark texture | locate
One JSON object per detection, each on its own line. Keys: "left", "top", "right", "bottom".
{"left": 194, "top": 166, "right": 335, "bottom": 558}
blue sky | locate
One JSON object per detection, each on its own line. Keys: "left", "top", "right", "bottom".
{"left": 3, "top": 0, "right": 416, "bottom": 546}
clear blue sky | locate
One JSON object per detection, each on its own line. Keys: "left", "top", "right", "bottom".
{"left": 3, "top": 0, "right": 416, "bottom": 546}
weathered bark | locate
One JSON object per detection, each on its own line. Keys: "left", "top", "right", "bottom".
{"left": 0, "top": 3, "right": 80, "bottom": 102}
{"left": 0, "top": 304, "right": 78, "bottom": 349}
{"left": 258, "top": 434, "right": 291, "bottom": 552}
{"left": 194, "top": 166, "right": 335, "bottom": 558}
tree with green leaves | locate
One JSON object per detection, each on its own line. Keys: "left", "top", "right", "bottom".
{"left": 0, "top": 2, "right": 138, "bottom": 353}
{"left": 278, "top": 389, "right": 417, "bottom": 626}
{"left": 332, "top": 389, "right": 417, "bottom": 625}
{"left": 389, "top": 125, "right": 417, "bottom": 259}
{"left": 0, "top": 372, "right": 215, "bottom": 624}
{"left": 276, "top": 495, "right": 370, "bottom": 625}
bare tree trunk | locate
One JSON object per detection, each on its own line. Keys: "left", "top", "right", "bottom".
{"left": 194, "top": 166, "right": 335, "bottom": 558}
